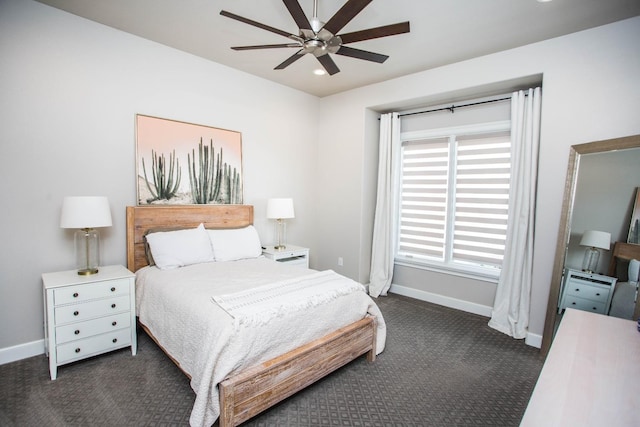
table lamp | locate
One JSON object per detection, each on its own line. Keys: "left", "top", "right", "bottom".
{"left": 60, "top": 196, "right": 112, "bottom": 275}
{"left": 579, "top": 230, "right": 611, "bottom": 273}
{"left": 266, "top": 198, "right": 294, "bottom": 250}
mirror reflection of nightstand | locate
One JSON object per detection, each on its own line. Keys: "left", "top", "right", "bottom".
{"left": 558, "top": 268, "right": 617, "bottom": 315}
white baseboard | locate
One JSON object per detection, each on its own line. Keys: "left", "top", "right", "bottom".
{"left": 389, "top": 284, "right": 493, "bottom": 317}
{"left": 0, "top": 339, "right": 45, "bottom": 365}
{"left": 389, "top": 284, "right": 541, "bottom": 349}
{"left": 524, "top": 332, "right": 542, "bottom": 348}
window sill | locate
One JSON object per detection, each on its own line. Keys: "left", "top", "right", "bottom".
{"left": 394, "top": 258, "right": 500, "bottom": 284}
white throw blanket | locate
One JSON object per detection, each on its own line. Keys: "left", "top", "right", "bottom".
{"left": 135, "top": 258, "right": 386, "bottom": 427}
{"left": 212, "top": 270, "right": 365, "bottom": 328}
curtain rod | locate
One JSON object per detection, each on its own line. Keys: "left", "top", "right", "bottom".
{"left": 398, "top": 96, "right": 511, "bottom": 118}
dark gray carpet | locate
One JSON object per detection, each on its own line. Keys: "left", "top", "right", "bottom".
{"left": 0, "top": 294, "right": 544, "bottom": 426}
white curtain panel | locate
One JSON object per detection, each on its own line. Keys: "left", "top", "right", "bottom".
{"left": 488, "top": 87, "right": 542, "bottom": 339}
{"left": 369, "top": 112, "right": 399, "bottom": 297}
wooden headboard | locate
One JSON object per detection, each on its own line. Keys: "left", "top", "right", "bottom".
{"left": 126, "top": 205, "right": 254, "bottom": 272}
{"left": 607, "top": 241, "right": 640, "bottom": 320}
{"left": 607, "top": 241, "right": 640, "bottom": 276}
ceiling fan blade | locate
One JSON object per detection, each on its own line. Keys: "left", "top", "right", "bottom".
{"left": 275, "top": 50, "right": 306, "bottom": 70}
{"left": 220, "top": 10, "right": 293, "bottom": 39}
{"left": 316, "top": 54, "right": 340, "bottom": 75}
{"left": 232, "top": 44, "right": 301, "bottom": 51}
{"left": 339, "top": 21, "right": 410, "bottom": 44}
{"left": 323, "top": 0, "right": 372, "bottom": 35}
{"left": 283, "top": 0, "right": 311, "bottom": 30}
{"left": 335, "top": 45, "right": 388, "bottom": 63}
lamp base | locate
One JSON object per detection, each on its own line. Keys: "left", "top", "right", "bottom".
{"left": 582, "top": 246, "right": 600, "bottom": 273}
{"left": 273, "top": 244, "right": 286, "bottom": 251}
{"left": 75, "top": 228, "right": 100, "bottom": 276}
{"left": 77, "top": 267, "right": 99, "bottom": 276}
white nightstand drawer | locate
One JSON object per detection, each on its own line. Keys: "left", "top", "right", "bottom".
{"left": 54, "top": 295, "right": 130, "bottom": 324}
{"left": 55, "top": 312, "right": 131, "bottom": 344}
{"left": 564, "top": 284, "right": 608, "bottom": 303}
{"left": 562, "top": 296, "right": 606, "bottom": 314}
{"left": 54, "top": 278, "right": 130, "bottom": 305}
{"left": 56, "top": 328, "right": 131, "bottom": 364}
{"left": 278, "top": 256, "right": 308, "bottom": 267}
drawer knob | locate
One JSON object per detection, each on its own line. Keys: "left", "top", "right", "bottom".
{"left": 112, "top": 338, "right": 118, "bottom": 343}
{"left": 574, "top": 288, "right": 580, "bottom": 292}
{"left": 110, "top": 287, "right": 116, "bottom": 292}
{"left": 571, "top": 302, "right": 576, "bottom": 305}
{"left": 111, "top": 303, "right": 116, "bottom": 308}
{"left": 596, "top": 293, "right": 600, "bottom": 296}
{"left": 74, "top": 329, "right": 80, "bottom": 335}
{"left": 75, "top": 348, "right": 81, "bottom": 353}
{"left": 73, "top": 292, "right": 79, "bottom": 298}
{"left": 73, "top": 311, "right": 79, "bottom": 316}
{"left": 112, "top": 321, "right": 117, "bottom": 326}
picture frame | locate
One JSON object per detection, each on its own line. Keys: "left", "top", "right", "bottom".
{"left": 135, "top": 114, "right": 243, "bottom": 205}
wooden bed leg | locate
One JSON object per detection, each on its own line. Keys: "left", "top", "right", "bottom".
{"left": 219, "top": 383, "right": 234, "bottom": 427}
{"left": 366, "top": 316, "right": 377, "bottom": 362}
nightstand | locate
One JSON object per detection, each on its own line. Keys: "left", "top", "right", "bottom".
{"left": 558, "top": 268, "right": 617, "bottom": 315}
{"left": 42, "top": 265, "right": 137, "bottom": 380}
{"left": 262, "top": 244, "right": 309, "bottom": 268}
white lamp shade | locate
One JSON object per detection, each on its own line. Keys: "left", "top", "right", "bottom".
{"left": 579, "top": 230, "right": 611, "bottom": 250}
{"left": 60, "top": 196, "right": 113, "bottom": 229}
{"left": 266, "top": 198, "right": 295, "bottom": 219}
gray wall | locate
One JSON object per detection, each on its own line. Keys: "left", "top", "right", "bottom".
{"left": 0, "top": 0, "right": 319, "bottom": 357}
{"left": 1, "top": 0, "right": 639, "bottom": 359}
{"left": 314, "top": 16, "right": 640, "bottom": 346}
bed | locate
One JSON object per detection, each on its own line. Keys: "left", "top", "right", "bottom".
{"left": 607, "top": 241, "right": 640, "bottom": 320}
{"left": 125, "top": 205, "right": 386, "bottom": 427}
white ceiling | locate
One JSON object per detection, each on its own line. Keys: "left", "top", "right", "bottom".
{"left": 36, "top": 0, "right": 640, "bottom": 97}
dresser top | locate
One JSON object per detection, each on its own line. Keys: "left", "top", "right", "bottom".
{"left": 42, "top": 265, "right": 134, "bottom": 288}
{"left": 521, "top": 309, "right": 640, "bottom": 426}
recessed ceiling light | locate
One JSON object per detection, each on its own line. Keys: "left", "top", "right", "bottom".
{"left": 537, "top": 0, "right": 553, "bottom": 3}
{"left": 313, "top": 69, "right": 326, "bottom": 76}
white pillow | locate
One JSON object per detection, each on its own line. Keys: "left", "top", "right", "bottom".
{"left": 208, "top": 225, "right": 262, "bottom": 262}
{"left": 145, "top": 223, "right": 214, "bottom": 269}
{"left": 628, "top": 259, "right": 640, "bottom": 283}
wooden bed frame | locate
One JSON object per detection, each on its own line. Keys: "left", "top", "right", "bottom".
{"left": 125, "top": 205, "right": 377, "bottom": 427}
{"left": 607, "top": 241, "right": 640, "bottom": 320}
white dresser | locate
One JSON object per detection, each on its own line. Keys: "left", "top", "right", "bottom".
{"left": 521, "top": 309, "right": 640, "bottom": 426}
{"left": 262, "top": 244, "right": 309, "bottom": 268}
{"left": 42, "top": 265, "right": 137, "bottom": 380}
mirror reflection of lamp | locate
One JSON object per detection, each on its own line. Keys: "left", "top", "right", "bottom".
{"left": 580, "top": 230, "right": 611, "bottom": 273}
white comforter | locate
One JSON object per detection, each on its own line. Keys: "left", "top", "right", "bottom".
{"left": 135, "top": 257, "right": 386, "bottom": 427}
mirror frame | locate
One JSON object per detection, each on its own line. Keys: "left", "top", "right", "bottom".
{"left": 540, "top": 134, "right": 640, "bottom": 356}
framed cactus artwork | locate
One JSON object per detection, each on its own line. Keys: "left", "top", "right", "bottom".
{"left": 135, "top": 114, "right": 243, "bottom": 205}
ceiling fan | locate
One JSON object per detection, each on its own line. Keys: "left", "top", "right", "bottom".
{"left": 220, "top": 0, "right": 410, "bottom": 76}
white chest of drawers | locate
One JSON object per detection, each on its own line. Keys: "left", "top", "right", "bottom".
{"left": 42, "top": 265, "right": 137, "bottom": 379}
{"left": 558, "top": 268, "right": 617, "bottom": 315}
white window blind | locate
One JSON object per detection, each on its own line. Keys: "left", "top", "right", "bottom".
{"left": 397, "top": 126, "right": 511, "bottom": 277}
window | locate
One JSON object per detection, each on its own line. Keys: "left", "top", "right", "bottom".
{"left": 395, "top": 122, "right": 511, "bottom": 279}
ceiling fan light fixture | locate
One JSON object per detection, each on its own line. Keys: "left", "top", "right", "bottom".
{"left": 313, "top": 68, "right": 326, "bottom": 75}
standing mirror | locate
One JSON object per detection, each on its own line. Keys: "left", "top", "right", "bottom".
{"left": 541, "top": 134, "right": 640, "bottom": 356}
